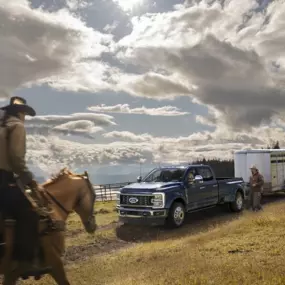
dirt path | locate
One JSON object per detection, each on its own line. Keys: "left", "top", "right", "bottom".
{"left": 63, "top": 193, "right": 285, "bottom": 264}
{"left": 64, "top": 220, "right": 133, "bottom": 264}
{"left": 64, "top": 207, "right": 237, "bottom": 265}
{"left": 65, "top": 221, "right": 121, "bottom": 238}
{"left": 64, "top": 238, "right": 132, "bottom": 265}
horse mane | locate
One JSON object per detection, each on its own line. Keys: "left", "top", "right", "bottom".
{"left": 42, "top": 168, "right": 83, "bottom": 186}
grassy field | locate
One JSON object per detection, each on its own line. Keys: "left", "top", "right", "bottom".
{"left": 65, "top": 201, "right": 118, "bottom": 248}
{"left": 66, "top": 201, "right": 118, "bottom": 233}
{"left": 23, "top": 198, "right": 285, "bottom": 285}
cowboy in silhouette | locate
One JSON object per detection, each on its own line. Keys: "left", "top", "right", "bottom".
{"left": 0, "top": 96, "right": 43, "bottom": 268}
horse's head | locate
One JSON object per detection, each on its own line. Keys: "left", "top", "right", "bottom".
{"left": 43, "top": 168, "right": 97, "bottom": 234}
{"left": 74, "top": 171, "right": 97, "bottom": 233}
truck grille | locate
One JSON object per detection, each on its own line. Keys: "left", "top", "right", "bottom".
{"left": 120, "top": 194, "right": 153, "bottom": 207}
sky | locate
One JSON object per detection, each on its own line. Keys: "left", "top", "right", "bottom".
{"left": 1, "top": 0, "right": 285, "bottom": 182}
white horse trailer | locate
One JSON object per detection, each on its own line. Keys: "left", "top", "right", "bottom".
{"left": 234, "top": 149, "right": 285, "bottom": 194}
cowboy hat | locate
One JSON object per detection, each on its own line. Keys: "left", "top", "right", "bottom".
{"left": 1, "top": 96, "right": 36, "bottom": 117}
{"left": 250, "top": 164, "right": 258, "bottom": 170}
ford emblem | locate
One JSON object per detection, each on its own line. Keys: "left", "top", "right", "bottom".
{"left": 129, "top": 197, "right": 139, "bottom": 204}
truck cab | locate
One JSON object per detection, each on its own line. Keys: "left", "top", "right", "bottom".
{"left": 117, "top": 164, "right": 246, "bottom": 227}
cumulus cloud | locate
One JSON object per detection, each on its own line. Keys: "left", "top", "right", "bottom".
{"left": 27, "top": 113, "right": 115, "bottom": 126}
{"left": 195, "top": 114, "right": 217, "bottom": 127}
{"left": 103, "top": 131, "right": 152, "bottom": 142}
{"left": 27, "top": 134, "right": 155, "bottom": 173}
{"left": 5, "top": 0, "right": 285, "bottom": 132}
{"left": 114, "top": 0, "right": 285, "bottom": 130}
{"left": 103, "top": 128, "right": 267, "bottom": 146}
{"left": 65, "top": 0, "right": 90, "bottom": 11}
{"left": 115, "top": 72, "right": 192, "bottom": 100}
{"left": 0, "top": 0, "right": 113, "bottom": 97}
{"left": 88, "top": 103, "right": 190, "bottom": 116}
{"left": 4, "top": 0, "right": 285, "bottom": 132}
{"left": 27, "top": 124, "right": 283, "bottom": 176}
{"left": 6, "top": 0, "right": 285, "bottom": 171}
{"left": 112, "top": 0, "right": 146, "bottom": 14}
{"left": 100, "top": 125, "right": 285, "bottom": 164}
{"left": 103, "top": 21, "right": 119, "bottom": 33}
{"left": 26, "top": 113, "right": 115, "bottom": 137}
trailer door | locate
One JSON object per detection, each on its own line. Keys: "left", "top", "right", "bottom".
{"left": 270, "top": 152, "right": 285, "bottom": 191}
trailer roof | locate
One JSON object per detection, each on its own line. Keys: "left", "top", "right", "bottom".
{"left": 235, "top": 149, "right": 285, "bottom": 154}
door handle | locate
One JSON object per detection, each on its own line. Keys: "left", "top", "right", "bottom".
{"left": 213, "top": 185, "right": 218, "bottom": 187}
{"left": 200, "top": 186, "right": 205, "bottom": 189}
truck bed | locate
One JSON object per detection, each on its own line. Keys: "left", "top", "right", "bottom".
{"left": 216, "top": 177, "right": 244, "bottom": 182}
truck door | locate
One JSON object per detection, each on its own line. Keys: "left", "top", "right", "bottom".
{"left": 196, "top": 166, "right": 219, "bottom": 207}
{"left": 185, "top": 167, "right": 202, "bottom": 210}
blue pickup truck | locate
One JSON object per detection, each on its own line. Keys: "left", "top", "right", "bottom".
{"left": 117, "top": 164, "right": 247, "bottom": 228}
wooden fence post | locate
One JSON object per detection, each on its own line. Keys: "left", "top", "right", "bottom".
{"left": 93, "top": 181, "right": 133, "bottom": 202}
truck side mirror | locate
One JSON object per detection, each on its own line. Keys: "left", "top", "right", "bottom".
{"left": 137, "top": 176, "right": 142, "bottom": 183}
{"left": 194, "top": 175, "right": 203, "bottom": 183}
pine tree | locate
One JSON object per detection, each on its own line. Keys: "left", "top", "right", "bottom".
{"left": 273, "top": 141, "right": 280, "bottom": 149}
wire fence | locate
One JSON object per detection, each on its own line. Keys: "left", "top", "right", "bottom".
{"left": 93, "top": 182, "right": 133, "bottom": 201}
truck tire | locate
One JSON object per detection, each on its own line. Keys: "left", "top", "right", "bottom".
{"left": 166, "top": 202, "right": 186, "bottom": 228}
{"left": 229, "top": 191, "right": 244, "bottom": 212}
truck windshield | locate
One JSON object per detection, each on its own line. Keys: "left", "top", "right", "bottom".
{"left": 143, "top": 168, "right": 185, "bottom": 183}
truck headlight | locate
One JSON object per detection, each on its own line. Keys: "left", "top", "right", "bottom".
{"left": 151, "top": 193, "right": 165, "bottom": 208}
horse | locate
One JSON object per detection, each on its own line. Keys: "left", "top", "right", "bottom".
{"left": 0, "top": 168, "right": 96, "bottom": 285}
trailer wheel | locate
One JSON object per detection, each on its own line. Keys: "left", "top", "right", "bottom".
{"left": 229, "top": 191, "right": 244, "bottom": 212}
{"left": 166, "top": 202, "right": 186, "bottom": 228}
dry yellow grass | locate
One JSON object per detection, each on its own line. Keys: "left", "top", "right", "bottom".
{"left": 66, "top": 201, "right": 118, "bottom": 232}
{"left": 64, "top": 201, "right": 118, "bottom": 247}
{"left": 65, "top": 228, "right": 116, "bottom": 247}
{"left": 23, "top": 200, "right": 285, "bottom": 285}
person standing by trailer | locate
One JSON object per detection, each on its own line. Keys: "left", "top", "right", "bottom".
{"left": 249, "top": 165, "right": 264, "bottom": 211}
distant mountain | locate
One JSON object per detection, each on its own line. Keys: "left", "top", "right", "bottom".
{"left": 75, "top": 164, "right": 154, "bottom": 185}
{"left": 92, "top": 173, "right": 137, "bottom": 185}
{"left": 29, "top": 163, "right": 155, "bottom": 185}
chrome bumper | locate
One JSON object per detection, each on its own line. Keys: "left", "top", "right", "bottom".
{"left": 117, "top": 207, "right": 167, "bottom": 226}
{"left": 117, "top": 206, "right": 167, "bottom": 218}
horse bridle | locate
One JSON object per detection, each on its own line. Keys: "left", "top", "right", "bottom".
{"left": 45, "top": 171, "right": 95, "bottom": 220}
{"left": 45, "top": 190, "right": 71, "bottom": 215}
{"left": 81, "top": 171, "right": 96, "bottom": 225}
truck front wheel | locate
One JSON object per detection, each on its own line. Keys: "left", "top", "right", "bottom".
{"left": 166, "top": 202, "right": 186, "bottom": 228}
{"left": 229, "top": 191, "right": 244, "bottom": 212}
